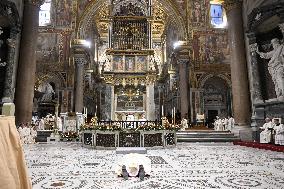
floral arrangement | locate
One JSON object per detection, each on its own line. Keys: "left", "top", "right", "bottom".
{"left": 80, "top": 116, "right": 180, "bottom": 132}
{"left": 136, "top": 123, "right": 164, "bottom": 131}
{"left": 80, "top": 123, "right": 96, "bottom": 131}
{"left": 60, "top": 131, "right": 79, "bottom": 140}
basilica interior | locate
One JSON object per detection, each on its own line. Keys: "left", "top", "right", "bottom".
{"left": 1, "top": 0, "right": 284, "bottom": 189}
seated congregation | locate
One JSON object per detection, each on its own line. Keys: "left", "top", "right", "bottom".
{"left": 260, "top": 118, "right": 284, "bottom": 145}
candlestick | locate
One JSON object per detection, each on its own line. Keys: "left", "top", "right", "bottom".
{"left": 172, "top": 109, "right": 174, "bottom": 124}
{"left": 173, "top": 107, "right": 175, "bottom": 125}
{"left": 161, "top": 105, "right": 164, "bottom": 117}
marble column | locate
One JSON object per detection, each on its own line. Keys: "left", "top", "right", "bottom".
{"left": 178, "top": 59, "right": 189, "bottom": 118}
{"left": 104, "top": 84, "right": 112, "bottom": 120}
{"left": 224, "top": 0, "right": 252, "bottom": 139}
{"left": 246, "top": 33, "right": 263, "bottom": 104}
{"left": 74, "top": 56, "right": 86, "bottom": 113}
{"left": 111, "top": 86, "right": 115, "bottom": 120}
{"left": 15, "top": 0, "right": 44, "bottom": 125}
{"left": 146, "top": 84, "right": 155, "bottom": 121}
{"left": 2, "top": 27, "right": 20, "bottom": 103}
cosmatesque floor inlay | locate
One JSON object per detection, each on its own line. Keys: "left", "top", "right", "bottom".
{"left": 23, "top": 142, "right": 284, "bottom": 189}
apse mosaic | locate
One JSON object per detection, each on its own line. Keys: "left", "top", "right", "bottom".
{"left": 24, "top": 143, "right": 284, "bottom": 189}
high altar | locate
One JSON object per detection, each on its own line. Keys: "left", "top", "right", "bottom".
{"left": 98, "top": 0, "right": 159, "bottom": 121}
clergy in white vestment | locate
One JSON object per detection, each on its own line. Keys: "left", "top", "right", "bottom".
{"left": 213, "top": 119, "right": 218, "bottom": 130}
{"left": 181, "top": 118, "right": 188, "bottom": 130}
{"left": 57, "top": 117, "right": 63, "bottom": 131}
{"left": 227, "top": 116, "right": 235, "bottom": 131}
{"left": 273, "top": 119, "right": 284, "bottom": 145}
{"left": 38, "top": 118, "right": 45, "bottom": 130}
{"left": 259, "top": 118, "right": 274, "bottom": 143}
{"left": 215, "top": 118, "right": 223, "bottom": 131}
{"left": 222, "top": 118, "right": 228, "bottom": 131}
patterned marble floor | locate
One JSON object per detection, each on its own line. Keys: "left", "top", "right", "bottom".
{"left": 23, "top": 142, "right": 284, "bottom": 189}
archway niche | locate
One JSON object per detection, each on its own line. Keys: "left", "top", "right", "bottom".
{"left": 202, "top": 76, "right": 232, "bottom": 127}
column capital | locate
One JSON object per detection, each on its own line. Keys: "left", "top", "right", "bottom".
{"left": 74, "top": 56, "right": 87, "bottom": 67}
{"left": 177, "top": 59, "right": 189, "bottom": 65}
{"left": 146, "top": 75, "right": 156, "bottom": 85}
{"left": 223, "top": 0, "right": 242, "bottom": 13}
{"left": 24, "top": 0, "right": 45, "bottom": 8}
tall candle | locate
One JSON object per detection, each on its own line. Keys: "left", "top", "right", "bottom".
{"left": 172, "top": 109, "right": 174, "bottom": 123}
{"left": 173, "top": 107, "right": 175, "bottom": 125}
{"left": 162, "top": 105, "right": 164, "bottom": 117}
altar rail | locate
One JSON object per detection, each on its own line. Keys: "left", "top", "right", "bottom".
{"left": 97, "top": 120, "right": 161, "bottom": 129}
{"left": 82, "top": 130, "right": 176, "bottom": 149}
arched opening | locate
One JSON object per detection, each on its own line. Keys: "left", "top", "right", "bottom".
{"left": 202, "top": 76, "right": 232, "bottom": 128}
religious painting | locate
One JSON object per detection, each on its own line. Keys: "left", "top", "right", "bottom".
{"left": 113, "top": 55, "right": 124, "bottom": 71}
{"left": 192, "top": 30, "right": 230, "bottom": 64}
{"left": 136, "top": 56, "right": 147, "bottom": 71}
{"left": 125, "top": 56, "right": 135, "bottom": 71}
{"left": 191, "top": 0, "right": 207, "bottom": 27}
{"left": 36, "top": 33, "right": 59, "bottom": 64}
{"left": 174, "top": 0, "right": 187, "bottom": 17}
{"left": 55, "top": 0, "right": 72, "bottom": 27}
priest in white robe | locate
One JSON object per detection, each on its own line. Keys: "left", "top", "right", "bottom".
{"left": 222, "top": 118, "right": 228, "bottom": 131}
{"left": 227, "top": 116, "right": 235, "bottom": 131}
{"left": 214, "top": 117, "right": 223, "bottom": 131}
{"left": 181, "top": 118, "right": 188, "bottom": 130}
{"left": 259, "top": 118, "right": 274, "bottom": 143}
{"left": 273, "top": 119, "right": 284, "bottom": 145}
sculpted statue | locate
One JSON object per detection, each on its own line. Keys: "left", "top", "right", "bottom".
{"left": 256, "top": 38, "right": 284, "bottom": 98}
{"left": 38, "top": 82, "right": 55, "bottom": 102}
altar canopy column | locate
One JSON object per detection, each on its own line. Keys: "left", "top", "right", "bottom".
{"left": 224, "top": 0, "right": 252, "bottom": 140}
{"left": 15, "top": 0, "right": 44, "bottom": 125}
{"left": 146, "top": 83, "right": 155, "bottom": 121}
{"left": 178, "top": 59, "right": 189, "bottom": 119}
{"left": 74, "top": 56, "right": 86, "bottom": 113}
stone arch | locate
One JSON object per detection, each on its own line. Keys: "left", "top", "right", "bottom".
{"left": 36, "top": 72, "right": 66, "bottom": 92}
{"left": 199, "top": 74, "right": 231, "bottom": 89}
{"left": 199, "top": 74, "right": 232, "bottom": 127}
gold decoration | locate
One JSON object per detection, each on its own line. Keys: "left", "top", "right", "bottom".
{"left": 103, "top": 74, "right": 114, "bottom": 84}
{"left": 223, "top": 0, "right": 242, "bottom": 12}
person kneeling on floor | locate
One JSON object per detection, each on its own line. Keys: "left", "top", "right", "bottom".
{"left": 114, "top": 153, "right": 151, "bottom": 181}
